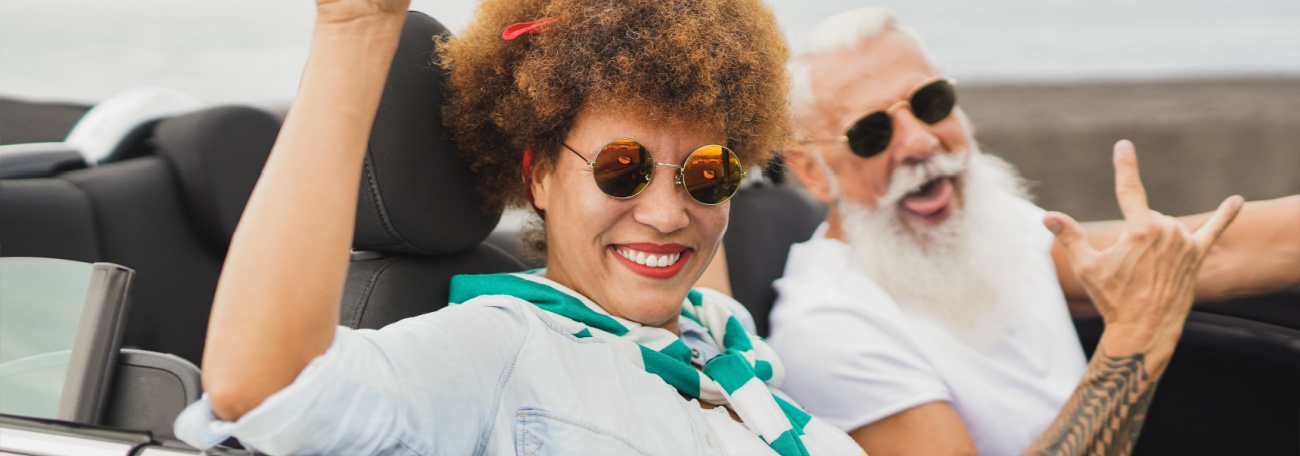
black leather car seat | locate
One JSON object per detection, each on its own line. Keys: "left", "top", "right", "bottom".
{"left": 0, "top": 106, "right": 279, "bottom": 365}
{"left": 721, "top": 179, "right": 827, "bottom": 336}
{"left": 337, "top": 11, "right": 526, "bottom": 329}
{"left": 1139, "top": 309, "right": 1300, "bottom": 454}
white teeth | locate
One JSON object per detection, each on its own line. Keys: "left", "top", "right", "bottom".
{"left": 615, "top": 248, "right": 684, "bottom": 268}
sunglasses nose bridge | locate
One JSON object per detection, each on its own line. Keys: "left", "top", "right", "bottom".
{"left": 655, "top": 162, "right": 685, "bottom": 187}
{"left": 885, "top": 99, "right": 911, "bottom": 115}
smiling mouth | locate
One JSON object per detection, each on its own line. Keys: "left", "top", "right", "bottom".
{"left": 609, "top": 244, "right": 692, "bottom": 279}
{"left": 615, "top": 247, "right": 683, "bottom": 268}
{"left": 899, "top": 175, "right": 956, "bottom": 221}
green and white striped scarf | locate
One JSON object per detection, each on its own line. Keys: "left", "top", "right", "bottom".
{"left": 448, "top": 271, "right": 815, "bottom": 456}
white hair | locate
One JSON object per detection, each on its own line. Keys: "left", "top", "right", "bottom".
{"left": 790, "top": 7, "right": 932, "bottom": 119}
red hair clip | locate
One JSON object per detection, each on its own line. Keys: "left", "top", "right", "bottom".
{"left": 503, "top": 17, "right": 556, "bottom": 41}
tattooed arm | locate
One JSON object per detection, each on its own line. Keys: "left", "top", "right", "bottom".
{"left": 1026, "top": 350, "right": 1156, "bottom": 455}
{"left": 1024, "top": 140, "right": 1242, "bottom": 455}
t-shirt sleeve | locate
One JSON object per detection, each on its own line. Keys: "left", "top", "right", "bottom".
{"left": 174, "top": 298, "right": 530, "bottom": 455}
{"left": 772, "top": 297, "right": 953, "bottom": 433}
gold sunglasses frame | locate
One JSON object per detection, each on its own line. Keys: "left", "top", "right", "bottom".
{"left": 796, "top": 77, "right": 958, "bottom": 149}
{"left": 562, "top": 137, "right": 747, "bottom": 206}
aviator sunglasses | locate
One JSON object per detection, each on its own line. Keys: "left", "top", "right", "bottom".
{"left": 562, "top": 138, "right": 747, "bottom": 205}
{"left": 800, "top": 78, "right": 957, "bottom": 158}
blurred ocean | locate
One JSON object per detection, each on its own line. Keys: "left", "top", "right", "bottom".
{"left": 2, "top": 0, "right": 1299, "bottom": 107}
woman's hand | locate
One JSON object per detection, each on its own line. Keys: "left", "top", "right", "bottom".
{"left": 316, "top": 0, "right": 411, "bottom": 25}
{"left": 1043, "top": 140, "right": 1242, "bottom": 366}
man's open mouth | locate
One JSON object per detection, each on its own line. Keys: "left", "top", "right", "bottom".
{"left": 899, "top": 175, "right": 955, "bottom": 219}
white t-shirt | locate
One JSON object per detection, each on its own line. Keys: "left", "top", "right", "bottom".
{"left": 767, "top": 201, "right": 1087, "bottom": 456}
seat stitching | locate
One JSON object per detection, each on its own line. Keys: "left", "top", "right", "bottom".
{"left": 362, "top": 153, "right": 424, "bottom": 253}
{"left": 348, "top": 257, "right": 400, "bottom": 328}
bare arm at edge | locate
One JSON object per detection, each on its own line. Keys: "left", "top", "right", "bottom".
{"left": 200, "top": 5, "right": 409, "bottom": 421}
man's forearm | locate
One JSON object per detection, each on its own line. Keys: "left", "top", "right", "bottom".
{"left": 1023, "top": 329, "right": 1173, "bottom": 456}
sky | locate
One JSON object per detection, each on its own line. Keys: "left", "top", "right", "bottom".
{"left": 2, "top": 0, "right": 1298, "bottom": 107}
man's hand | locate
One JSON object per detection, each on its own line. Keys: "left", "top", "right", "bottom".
{"left": 1043, "top": 140, "right": 1242, "bottom": 363}
{"left": 1025, "top": 140, "right": 1242, "bottom": 456}
{"left": 1054, "top": 194, "right": 1300, "bottom": 311}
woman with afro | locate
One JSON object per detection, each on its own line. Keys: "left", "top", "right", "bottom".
{"left": 177, "top": 0, "right": 865, "bottom": 454}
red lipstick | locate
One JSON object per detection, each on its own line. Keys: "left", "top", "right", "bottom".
{"left": 609, "top": 244, "right": 692, "bottom": 279}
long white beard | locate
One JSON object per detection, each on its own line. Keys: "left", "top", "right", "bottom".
{"left": 838, "top": 149, "right": 1038, "bottom": 348}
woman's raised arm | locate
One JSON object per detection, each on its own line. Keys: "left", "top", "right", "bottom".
{"left": 201, "top": 2, "right": 410, "bottom": 421}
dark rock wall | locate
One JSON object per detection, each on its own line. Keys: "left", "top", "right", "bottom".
{"left": 960, "top": 78, "right": 1300, "bottom": 221}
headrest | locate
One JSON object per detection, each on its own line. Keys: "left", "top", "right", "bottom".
{"left": 352, "top": 12, "right": 501, "bottom": 255}
{"left": 66, "top": 87, "right": 203, "bottom": 165}
{"left": 154, "top": 106, "right": 279, "bottom": 249}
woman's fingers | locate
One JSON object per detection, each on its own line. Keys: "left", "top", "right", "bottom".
{"left": 1045, "top": 211, "right": 1097, "bottom": 266}
{"left": 1112, "top": 140, "right": 1151, "bottom": 227}
{"left": 1193, "top": 195, "right": 1245, "bottom": 253}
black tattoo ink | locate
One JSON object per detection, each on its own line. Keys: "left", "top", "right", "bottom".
{"left": 1032, "top": 352, "right": 1156, "bottom": 456}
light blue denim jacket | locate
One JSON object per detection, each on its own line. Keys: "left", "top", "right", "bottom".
{"left": 174, "top": 291, "right": 857, "bottom": 455}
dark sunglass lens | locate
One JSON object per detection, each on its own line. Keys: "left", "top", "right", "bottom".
{"left": 911, "top": 80, "right": 956, "bottom": 124}
{"left": 593, "top": 139, "right": 652, "bottom": 198}
{"left": 846, "top": 111, "right": 893, "bottom": 158}
{"left": 683, "top": 146, "right": 744, "bottom": 205}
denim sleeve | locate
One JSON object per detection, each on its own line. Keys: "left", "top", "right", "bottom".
{"left": 175, "top": 298, "right": 530, "bottom": 455}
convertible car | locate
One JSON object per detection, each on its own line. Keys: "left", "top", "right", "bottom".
{"left": 1, "top": 12, "right": 1297, "bottom": 456}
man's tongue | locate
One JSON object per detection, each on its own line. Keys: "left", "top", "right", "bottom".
{"left": 900, "top": 177, "right": 953, "bottom": 216}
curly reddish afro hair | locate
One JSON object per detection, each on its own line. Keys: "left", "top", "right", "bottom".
{"left": 438, "top": 0, "right": 790, "bottom": 212}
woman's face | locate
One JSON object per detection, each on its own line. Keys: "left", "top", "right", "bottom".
{"left": 532, "top": 107, "right": 730, "bottom": 333}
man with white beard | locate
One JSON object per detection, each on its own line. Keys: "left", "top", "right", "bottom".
{"left": 764, "top": 7, "right": 1300, "bottom": 456}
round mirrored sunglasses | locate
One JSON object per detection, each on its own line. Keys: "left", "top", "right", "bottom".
{"left": 563, "top": 138, "right": 746, "bottom": 205}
